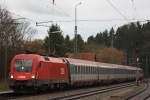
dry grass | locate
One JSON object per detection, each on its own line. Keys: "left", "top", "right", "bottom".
{"left": 0, "top": 81, "right": 9, "bottom": 91}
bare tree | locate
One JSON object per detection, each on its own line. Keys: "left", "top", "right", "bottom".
{"left": 0, "top": 6, "right": 36, "bottom": 80}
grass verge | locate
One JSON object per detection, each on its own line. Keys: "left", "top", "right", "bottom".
{"left": 0, "top": 81, "right": 9, "bottom": 92}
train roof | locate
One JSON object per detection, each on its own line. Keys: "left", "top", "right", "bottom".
{"left": 14, "top": 54, "right": 41, "bottom": 59}
{"left": 14, "top": 54, "right": 65, "bottom": 64}
{"left": 14, "top": 54, "right": 142, "bottom": 70}
{"left": 66, "top": 58, "right": 141, "bottom": 70}
{"left": 41, "top": 56, "right": 65, "bottom": 64}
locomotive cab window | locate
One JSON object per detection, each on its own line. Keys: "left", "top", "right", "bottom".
{"left": 14, "top": 59, "right": 33, "bottom": 72}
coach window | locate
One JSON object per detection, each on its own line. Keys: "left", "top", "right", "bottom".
{"left": 122, "top": 69, "right": 124, "bottom": 74}
{"left": 100, "top": 68, "right": 102, "bottom": 74}
{"left": 85, "top": 66, "right": 86, "bottom": 74}
{"left": 81, "top": 66, "right": 82, "bottom": 74}
{"left": 118, "top": 69, "right": 120, "bottom": 74}
{"left": 88, "top": 66, "right": 90, "bottom": 74}
{"left": 93, "top": 67, "right": 94, "bottom": 74}
{"left": 84, "top": 66, "right": 85, "bottom": 74}
{"left": 112, "top": 69, "right": 113, "bottom": 74}
{"left": 74, "top": 66, "right": 76, "bottom": 74}
{"left": 77, "top": 66, "right": 79, "bottom": 74}
{"left": 101, "top": 68, "right": 103, "bottom": 74}
{"left": 79, "top": 66, "right": 81, "bottom": 74}
{"left": 90, "top": 67, "right": 91, "bottom": 74}
{"left": 76, "top": 66, "right": 78, "bottom": 74}
{"left": 110, "top": 69, "right": 112, "bottom": 74}
{"left": 76, "top": 66, "right": 79, "bottom": 74}
{"left": 72, "top": 66, "right": 75, "bottom": 74}
{"left": 86, "top": 66, "right": 87, "bottom": 74}
{"left": 86, "top": 66, "right": 88, "bottom": 74}
{"left": 102, "top": 68, "right": 104, "bottom": 74}
{"left": 109, "top": 69, "right": 111, "bottom": 74}
{"left": 97, "top": 67, "right": 99, "bottom": 74}
{"left": 83, "top": 66, "right": 85, "bottom": 74}
{"left": 108, "top": 68, "right": 110, "bottom": 74}
{"left": 120, "top": 69, "right": 122, "bottom": 74}
{"left": 103, "top": 68, "right": 105, "bottom": 74}
{"left": 80, "top": 66, "right": 81, "bottom": 74}
{"left": 71, "top": 66, "right": 73, "bottom": 73}
{"left": 82, "top": 66, "right": 84, "bottom": 74}
{"left": 78, "top": 66, "right": 80, "bottom": 74}
{"left": 84, "top": 66, "right": 86, "bottom": 74}
{"left": 80, "top": 66, "right": 82, "bottom": 74}
{"left": 87, "top": 66, "right": 89, "bottom": 74}
{"left": 78, "top": 66, "right": 79, "bottom": 74}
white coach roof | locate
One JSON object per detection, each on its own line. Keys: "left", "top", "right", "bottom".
{"left": 66, "top": 58, "right": 140, "bottom": 70}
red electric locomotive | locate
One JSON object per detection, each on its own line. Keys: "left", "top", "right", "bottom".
{"left": 9, "top": 54, "right": 143, "bottom": 93}
{"left": 9, "top": 54, "right": 69, "bottom": 92}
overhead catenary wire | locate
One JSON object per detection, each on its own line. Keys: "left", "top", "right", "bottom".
{"left": 36, "top": 18, "right": 150, "bottom": 24}
{"left": 106, "top": 0, "right": 129, "bottom": 22}
{"left": 8, "top": 11, "right": 36, "bottom": 23}
{"left": 130, "top": 0, "right": 139, "bottom": 20}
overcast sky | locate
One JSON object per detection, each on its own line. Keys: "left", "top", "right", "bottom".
{"left": 0, "top": 0, "right": 150, "bottom": 40}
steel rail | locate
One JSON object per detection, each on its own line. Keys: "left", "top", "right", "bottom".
{"left": 48, "top": 82, "right": 135, "bottom": 100}
{"left": 125, "top": 82, "right": 149, "bottom": 100}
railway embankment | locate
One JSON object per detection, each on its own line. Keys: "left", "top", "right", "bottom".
{"left": 0, "top": 81, "right": 9, "bottom": 92}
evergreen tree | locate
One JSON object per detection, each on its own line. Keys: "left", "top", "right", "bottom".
{"left": 109, "top": 27, "right": 115, "bottom": 47}
{"left": 64, "top": 35, "right": 73, "bottom": 53}
{"left": 72, "top": 34, "right": 84, "bottom": 52}
{"left": 44, "top": 24, "right": 65, "bottom": 56}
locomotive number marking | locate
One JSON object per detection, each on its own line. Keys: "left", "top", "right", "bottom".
{"left": 60, "top": 68, "right": 65, "bottom": 75}
{"left": 18, "top": 76, "right": 25, "bottom": 78}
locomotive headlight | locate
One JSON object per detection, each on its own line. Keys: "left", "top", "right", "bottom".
{"left": 10, "top": 75, "right": 13, "bottom": 79}
{"left": 31, "top": 75, "right": 35, "bottom": 79}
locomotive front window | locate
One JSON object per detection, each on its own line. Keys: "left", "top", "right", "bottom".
{"left": 14, "top": 59, "right": 33, "bottom": 72}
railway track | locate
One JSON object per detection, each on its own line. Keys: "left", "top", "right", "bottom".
{"left": 0, "top": 92, "right": 16, "bottom": 100}
{"left": 0, "top": 82, "right": 135, "bottom": 100}
{"left": 0, "top": 90, "right": 37, "bottom": 100}
{"left": 0, "top": 92, "right": 27, "bottom": 100}
{"left": 125, "top": 80, "right": 150, "bottom": 100}
{"left": 48, "top": 82, "right": 136, "bottom": 100}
